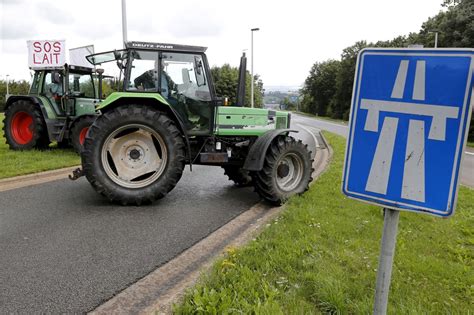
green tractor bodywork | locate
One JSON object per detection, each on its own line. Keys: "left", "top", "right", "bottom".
{"left": 97, "top": 91, "right": 290, "bottom": 136}
{"left": 215, "top": 106, "right": 289, "bottom": 136}
{"left": 3, "top": 65, "right": 100, "bottom": 151}
{"left": 80, "top": 41, "right": 311, "bottom": 205}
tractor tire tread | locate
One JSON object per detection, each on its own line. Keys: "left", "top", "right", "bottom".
{"left": 252, "top": 136, "right": 313, "bottom": 205}
{"left": 3, "top": 100, "right": 50, "bottom": 150}
{"left": 82, "top": 104, "right": 185, "bottom": 205}
{"left": 70, "top": 115, "right": 96, "bottom": 153}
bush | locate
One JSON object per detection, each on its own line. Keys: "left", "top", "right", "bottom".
{"left": 0, "top": 79, "right": 30, "bottom": 112}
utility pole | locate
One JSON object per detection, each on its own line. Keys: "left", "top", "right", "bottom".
{"left": 250, "top": 28, "right": 260, "bottom": 108}
{"left": 121, "top": 0, "right": 128, "bottom": 48}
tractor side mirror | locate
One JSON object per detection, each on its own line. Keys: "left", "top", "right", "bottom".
{"left": 194, "top": 56, "right": 206, "bottom": 87}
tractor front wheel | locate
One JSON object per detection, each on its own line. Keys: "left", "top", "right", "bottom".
{"left": 82, "top": 105, "right": 186, "bottom": 205}
{"left": 252, "top": 136, "right": 313, "bottom": 205}
{"left": 3, "top": 100, "right": 49, "bottom": 150}
{"left": 71, "top": 115, "right": 96, "bottom": 153}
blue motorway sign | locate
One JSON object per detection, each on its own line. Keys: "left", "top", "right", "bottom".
{"left": 342, "top": 49, "right": 473, "bottom": 217}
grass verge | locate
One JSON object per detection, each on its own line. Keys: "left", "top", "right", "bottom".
{"left": 174, "top": 132, "right": 473, "bottom": 314}
{"left": 467, "top": 141, "right": 474, "bottom": 148}
{"left": 0, "top": 113, "right": 80, "bottom": 179}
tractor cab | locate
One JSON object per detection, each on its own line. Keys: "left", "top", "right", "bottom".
{"left": 30, "top": 65, "right": 99, "bottom": 117}
{"left": 87, "top": 42, "right": 217, "bottom": 135}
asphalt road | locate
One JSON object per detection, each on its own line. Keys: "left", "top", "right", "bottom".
{"left": 292, "top": 113, "right": 473, "bottom": 188}
{"left": 0, "top": 124, "right": 318, "bottom": 313}
{"left": 0, "top": 168, "right": 259, "bottom": 313}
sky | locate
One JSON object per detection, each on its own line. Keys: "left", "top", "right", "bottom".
{"left": 0, "top": 0, "right": 445, "bottom": 88}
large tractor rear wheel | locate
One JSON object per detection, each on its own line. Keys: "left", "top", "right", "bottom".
{"left": 3, "top": 100, "right": 49, "bottom": 150}
{"left": 70, "top": 115, "right": 96, "bottom": 153}
{"left": 82, "top": 105, "right": 186, "bottom": 205}
{"left": 252, "top": 136, "right": 313, "bottom": 205}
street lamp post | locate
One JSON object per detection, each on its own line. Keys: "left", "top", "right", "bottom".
{"left": 251, "top": 28, "right": 260, "bottom": 108}
{"left": 428, "top": 30, "right": 440, "bottom": 48}
{"left": 121, "top": 0, "right": 128, "bottom": 48}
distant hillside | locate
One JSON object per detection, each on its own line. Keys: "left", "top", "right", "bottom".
{"left": 264, "top": 90, "right": 301, "bottom": 111}
{"left": 264, "top": 85, "right": 302, "bottom": 93}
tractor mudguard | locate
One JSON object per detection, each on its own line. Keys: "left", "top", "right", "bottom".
{"left": 96, "top": 92, "right": 169, "bottom": 111}
{"left": 243, "top": 129, "right": 298, "bottom": 171}
{"left": 5, "top": 95, "right": 60, "bottom": 141}
{"left": 5, "top": 95, "right": 49, "bottom": 119}
{"left": 96, "top": 92, "right": 193, "bottom": 170}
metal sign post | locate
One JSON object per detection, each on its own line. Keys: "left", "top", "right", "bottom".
{"left": 342, "top": 48, "right": 473, "bottom": 314}
{"left": 373, "top": 208, "right": 400, "bottom": 315}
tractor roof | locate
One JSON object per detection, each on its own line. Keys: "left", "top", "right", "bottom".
{"left": 30, "top": 64, "right": 94, "bottom": 73}
{"left": 126, "top": 41, "right": 207, "bottom": 53}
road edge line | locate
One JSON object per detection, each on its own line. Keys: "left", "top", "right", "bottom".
{"left": 0, "top": 166, "right": 80, "bottom": 192}
{"left": 90, "top": 145, "right": 333, "bottom": 315}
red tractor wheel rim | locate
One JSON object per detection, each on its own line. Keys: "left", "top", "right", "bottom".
{"left": 79, "top": 127, "right": 89, "bottom": 145}
{"left": 11, "top": 112, "right": 34, "bottom": 145}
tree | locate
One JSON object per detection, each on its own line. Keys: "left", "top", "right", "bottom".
{"left": 420, "top": 0, "right": 473, "bottom": 48}
{"left": 331, "top": 41, "right": 368, "bottom": 119}
{"left": 442, "top": 0, "right": 463, "bottom": 7}
{"left": 0, "top": 80, "right": 30, "bottom": 112}
{"left": 281, "top": 95, "right": 299, "bottom": 111}
{"left": 299, "top": 0, "right": 473, "bottom": 135}
{"left": 211, "top": 64, "right": 264, "bottom": 108}
{"left": 301, "top": 60, "right": 340, "bottom": 116}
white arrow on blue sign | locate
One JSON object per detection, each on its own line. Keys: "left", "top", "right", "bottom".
{"left": 342, "top": 49, "right": 473, "bottom": 217}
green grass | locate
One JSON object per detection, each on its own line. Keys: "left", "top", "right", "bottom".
{"left": 0, "top": 113, "right": 80, "bottom": 179}
{"left": 174, "top": 132, "right": 474, "bottom": 314}
{"left": 467, "top": 141, "right": 474, "bottom": 148}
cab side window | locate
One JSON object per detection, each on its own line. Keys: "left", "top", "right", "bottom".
{"left": 128, "top": 51, "right": 158, "bottom": 91}
{"left": 68, "top": 73, "right": 95, "bottom": 98}
{"left": 29, "top": 72, "right": 41, "bottom": 94}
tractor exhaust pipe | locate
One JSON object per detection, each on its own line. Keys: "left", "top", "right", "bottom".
{"left": 96, "top": 68, "right": 104, "bottom": 100}
{"left": 236, "top": 52, "right": 247, "bottom": 107}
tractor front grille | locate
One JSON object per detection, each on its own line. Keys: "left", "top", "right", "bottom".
{"left": 276, "top": 116, "right": 287, "bottom": 129}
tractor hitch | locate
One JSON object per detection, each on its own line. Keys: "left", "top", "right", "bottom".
{"left": 69, "top": 168, "right": 84, "bottom": 181}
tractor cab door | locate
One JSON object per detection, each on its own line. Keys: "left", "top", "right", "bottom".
{"left": 160, "top": 52, "right": 214, "bottom": 135}
{"left": 126, "top": 50, "right": 215, "bottom": 135}
{"left": 43, "top": 71, "right": 67, "bottom": 116}
{"left": 65, "top": 72, "right": 96, "bottom": 116}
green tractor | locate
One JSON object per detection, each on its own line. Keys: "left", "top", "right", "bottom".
{"left": 3, "top": 65, "right": 102, "bottom": 152}
{"left": 80, "top": 41, "right": 314, "bottom": 205}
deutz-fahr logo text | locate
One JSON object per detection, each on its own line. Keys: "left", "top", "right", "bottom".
{"left": 131, "top": 42, "right": 174, "bottom": 50}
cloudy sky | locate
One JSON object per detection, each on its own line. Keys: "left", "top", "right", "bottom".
{"left": 1, "top": 0, "right": 444, "bottom": 87}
